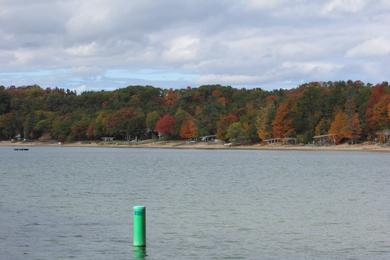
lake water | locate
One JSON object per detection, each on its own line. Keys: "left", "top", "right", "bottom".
{"left": 1, "top": 147, "right": 390, "bottom": 259}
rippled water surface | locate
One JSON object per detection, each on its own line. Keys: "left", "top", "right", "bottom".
{"left": 1, "top": 147, "right": 390, "bottom": 259}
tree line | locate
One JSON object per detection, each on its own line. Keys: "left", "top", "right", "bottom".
{"left": 0, "top": 81, "right": 389, "bottom": 144}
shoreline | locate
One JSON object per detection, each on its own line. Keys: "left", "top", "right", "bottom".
{"left": 1, "top": 140, "right": 390, "bottom": 153}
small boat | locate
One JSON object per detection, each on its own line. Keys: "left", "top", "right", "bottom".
{"left": 14, "top": 148, "right": 29, "bottom": 151}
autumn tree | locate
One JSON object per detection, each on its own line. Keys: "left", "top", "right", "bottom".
{"left": 175, "top": 108, "right": 191, "bottom": 136}
{"left": 180, "top": 117, "right": 198, "bottom": 139}
{"left": 388, "top": 103, "right": 390, "bottom": 120}
{"left": 349, "top": 113, "right": 362, "bottom": 143}
{"left": 256, "top": 102, "right": 276, "bottom": 141}
{"left": 371, "top": 94, "right": 390, "bottom": 130}
{"left": 0, "top": 81, "right": 386, "bottom": 144}
{"left": 155, "top": 114, "right": 176, "bottom": 137}
{"left": 272, "top": 102, "right": 295, "bottom": 138}
{"left": 164, "top": 89, "right": 179, "bottom": 108}
{"left": 328, "top": 111, "right": 352, "bottom": 144}
{"left": 343, "top": 98, "right": 362, "bottom": 143}
{"left": 365, "top": 84, "right": 389, "bottom": 135}
{"left": 211, "top": 89, "right": 227, "bottom": 106}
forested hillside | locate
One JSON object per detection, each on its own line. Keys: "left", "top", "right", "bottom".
{"left": 1, "top": 81, "right": 389, "bottom": 144}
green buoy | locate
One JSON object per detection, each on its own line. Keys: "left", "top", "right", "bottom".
{"left": 133, "top": 205, "right": 146, "bottom": 247}
{"left": 133, "top": 246, "right": 146, "bottom": 259}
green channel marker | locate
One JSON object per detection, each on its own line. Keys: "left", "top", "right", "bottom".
{"left": 133, "top": 205, "right": 146, "bottom": 247}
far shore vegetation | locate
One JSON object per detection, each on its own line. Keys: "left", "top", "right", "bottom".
{"left": 1, "top": 81, "right": 390, "bottom": 145}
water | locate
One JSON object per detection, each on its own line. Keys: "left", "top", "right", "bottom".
{"left": 1, "top": 147, "right": 390, "bottom": 259}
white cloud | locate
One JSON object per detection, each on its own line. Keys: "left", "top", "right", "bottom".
{"left": 64, "top": 0, "right": 115, "bottom": 39}
{"left": 12, "top": 50, "right": 35, "bottom": 65}
{"left": 65, "top": 42, "right": 98, "bottom": 56}
{"left": 282, "top": 61, "right": 343, "bottom": 74}
{"left": 321, "top": 0, "right": 367, "bottom": 15}
{"left": 162, "top": 36, "right": 200, "bottom": 62}
{"left": 198, "top": 74, "right": 264, "bottom": 85}
{"left": 71, "top": 66, "right": 104, "bottom": 76}
{"left": 346, "top": 37, "right": 390, "bottom": 58}
{"left": 275, "top": 42, "right": 324, "bottom": 58}
{"left": 242, "top": 0, "right": 285, "bottom": 10}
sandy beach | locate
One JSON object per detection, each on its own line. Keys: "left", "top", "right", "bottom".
{"left": 1, "top": 140, "right": 390, "bottom": 152}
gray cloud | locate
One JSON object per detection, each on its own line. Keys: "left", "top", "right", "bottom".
{"left": 0, "top": 0, "right": 389, "bottom": 91}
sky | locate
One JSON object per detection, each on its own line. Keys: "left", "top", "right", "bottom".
{"left": 0, "top": 0, "right": 389, "bottom": 92}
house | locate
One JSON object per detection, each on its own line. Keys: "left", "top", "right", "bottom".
{"left": 101, "top": 137, "right": 114, "bottom": 142}
{"left": 264, "top": 137, "right": 297, "bottom": 145}
{"left": 376, "top": 130, "right": 390, "bottom": 144}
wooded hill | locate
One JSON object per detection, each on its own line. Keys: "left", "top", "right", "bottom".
{"left": 1, "top": 81, "right": 389, "bottom": 144}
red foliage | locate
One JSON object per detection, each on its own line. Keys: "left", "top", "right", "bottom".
{"left": 265, "top": 95, "right": 277, "bottom": 103}
{"left": 224, "top": 113, "right": 239, "bottom": 124}
{"left": 155, "top": 114, "right": 176, "bottom": 135}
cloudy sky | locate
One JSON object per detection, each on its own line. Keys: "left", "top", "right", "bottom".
{"left": 0, "top": 0, "right": 389, "bottom": 92}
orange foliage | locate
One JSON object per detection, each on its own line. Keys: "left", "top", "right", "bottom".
{"left": 211, "top": 89, "right": 226, "bottom": 106}
{"left": 388, "top": 103, "right": 390, "bottom": 119}
{"left": 180, "top": 118, "right": 198, "bottom": 139}
{"left": 257, "top": 129, "right": 269, "bottom": 140}
{"left": 212, "top": 89, "right": 222, "bottom": 97}
{"left": 272, "top": 102, "right": 294, "bottom": 138}
{"left": 371, "top": 94, "right": 390, "bottom": 130}
{"left": 217, "top": 96, "right": 226, "bottom": 106}
{"left": 164, "top": 89, "right": 179, "bottom": 107}
{"left": 329, "top": 111, "right": 352, "bottom": 143}
{"left": 365, "top": 84, "right": 387, "bottom": 132}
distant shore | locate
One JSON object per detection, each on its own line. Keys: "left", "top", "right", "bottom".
{"left": 1, "top": 140, "right": 390, "bottom": 153}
